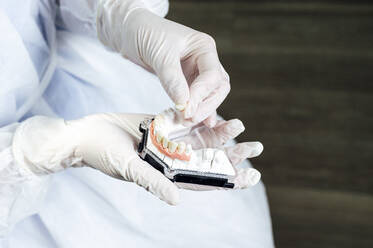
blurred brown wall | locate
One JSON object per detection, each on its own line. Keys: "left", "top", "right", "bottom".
{"left": 167, "top": 1, "right": 373, "bottom": 247}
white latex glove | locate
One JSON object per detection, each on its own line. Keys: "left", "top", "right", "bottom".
{"left": 175, "top": 119, "right": 263, "bottom": 191}
{"left": 12, "top": 113, "right": 180, "bottom": 205}
{"left": 97, "top": 0, "right": 230, "bottom": 127}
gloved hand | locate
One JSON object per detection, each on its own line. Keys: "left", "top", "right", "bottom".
{"left": 13, "top": 113, "right": 180, "bottom": 205}
{"left": 97, "top": 0, "right": 230, "bottom": 127}
{"left": 12, "top": 112, "right": 262, "bottom": 205}
{"left": 150, "top": 107, "right": 263, "bottom": 191}
{"left": 176, "top": 119, "right": 263, "bottom": 190}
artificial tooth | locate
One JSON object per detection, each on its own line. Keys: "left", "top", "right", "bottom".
{"left": 185, "top": 144, "right": 192, "bottom": 155}
{"left": 156, "top": 133, "right": 162, "bottom": 143}
{"left": 154, "top": 127, "right": 164, "bottom": 138}
{"left": 158, "top": 129, "right": 167, "bottom": 138}
{"left": 154, "top": 115, "right": 164, "bottom": 129}
{"left": 162, "top": 137, "right": 169, "bottom": 149}
{"left": 153, "top": 118, "right": 159, "bottom": 128}
{"left": 155, "top": 114, "right": 164, "bottom": 122}
{"left": 169, "top": 141, "right": 178, "bottom": 153}
{"left": 177, "top": 142, "right": 186, "bottom": 153}
{"left": 175, "top": 104, "right": 186, "bottom": 111}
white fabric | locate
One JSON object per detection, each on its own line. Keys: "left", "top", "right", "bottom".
{"left": 0, "top": 0, "right": 274, "bottom": 247}
{"left": 0, "top": 9, "right": 39, "bottom": 126}
{"left": 58, "top": 0, "right": 169, "bottom": 36}
{"left": 0, "top": 4, "right": 52, "bottom": 241}
{"left": 0, "top": 125, "right": 49, "bottom": 242}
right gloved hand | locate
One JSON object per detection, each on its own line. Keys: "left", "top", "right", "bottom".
{"left": 97, "top": 0, "right": 230, "bottom": 127}
{"left": 153, "top": 108, "right": 263, "bottom": 191}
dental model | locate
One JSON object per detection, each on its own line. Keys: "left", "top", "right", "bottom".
{"left": 138, "top": 108, "right": 236, "bottom": 188}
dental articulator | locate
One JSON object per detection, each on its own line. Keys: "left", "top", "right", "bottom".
{"left": 138, "top": 108, "right": 254, "bottom": 188}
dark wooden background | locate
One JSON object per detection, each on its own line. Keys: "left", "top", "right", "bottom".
{"left": 167, "top": 1, "right": 373, "bottom": 247}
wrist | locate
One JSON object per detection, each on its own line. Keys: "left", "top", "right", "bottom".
{"left": 12, "top": 116, "right": 82, "bottom": 176}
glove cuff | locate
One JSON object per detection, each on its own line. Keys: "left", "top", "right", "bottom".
{"left": 12, "top": 116, "right": 82, "bottom": 176}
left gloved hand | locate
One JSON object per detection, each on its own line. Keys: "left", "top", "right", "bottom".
{"left": 13, "top": 113, "right": 181, "bottom": 205}
{"left": 97, "top": 0, "right": 230, "bottom": 127}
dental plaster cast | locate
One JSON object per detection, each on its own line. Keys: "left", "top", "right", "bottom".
{"left": 138, "top": 108, "right": 262, "bottom": 188}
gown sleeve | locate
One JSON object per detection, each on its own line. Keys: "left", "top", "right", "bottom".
{"left": 0, "top": 123, "right": 50, "bottom": 240}
{"left": 0, "top": 0, "right": 169, "bottom": 240}
{"left": 56, "top": 0, "right": 169, "bottom": 36}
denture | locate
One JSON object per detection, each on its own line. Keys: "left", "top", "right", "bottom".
{"left": 150, "top": 112, "right": 192, "bottom": 161}
{"left": 150, "top": 121, "right": 192, "bottom": 161}
{"left": 140, "top": 108, "right": 237, "bottom": 177}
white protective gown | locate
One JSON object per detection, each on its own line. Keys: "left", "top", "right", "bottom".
{"left": 0, "top": 0, "right": 274, "bottom": 247}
